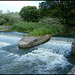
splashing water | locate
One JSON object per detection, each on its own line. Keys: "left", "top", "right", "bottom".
{"left": 0, "top": 32, "right": 75, "bottom": 74}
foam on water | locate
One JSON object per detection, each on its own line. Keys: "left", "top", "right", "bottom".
{"left": 0, "top": 32, "right": 74, "bottom": 74}
{"left": 0, "top": 32, "right": 23, "bottom": 48}
{"left": 38, "top": 40, "right": 72, "bottom": 56}
{"left": 0, "top": 48, "right": 72, "bottom": 74}
{"left": 0, "top": 34, "right": 22, "bottom": 43}
{"left": 50, "top": 37, "right": 75, "bottom": 43}
{"left": 0, "top": 41, "right": 10, "bottom": 48}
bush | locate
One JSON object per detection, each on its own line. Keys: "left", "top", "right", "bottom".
{"left": 69, "top": 27, "right": 75, "bottom": 36}
{"left": 29, "top": 17, "right": 63, "bottom": 36}
{"left": 38, "top": 17, "right": 63, "bottom": 32}
{"left": 38, "top": 17, "right": 62, "bottom": 25}
{"left": 0, "top": 12, "right": 23, "bottom": 25}
{"left": 0, "top": 18, "right": 6, "bottom": 25}
{"left": 0, "top": 14, "right": 6, "bottom": 25}
{"left": 29, "top": 28, "right": 51, "bottom": 36}
{"left": 8, "top": 17, "right": 63, "bottom": 36}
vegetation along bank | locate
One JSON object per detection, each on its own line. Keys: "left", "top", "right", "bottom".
{"left": 0, "top": 1, "right": 75, "bottom": 36}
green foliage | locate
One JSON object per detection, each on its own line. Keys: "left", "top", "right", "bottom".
{"left": 19, "top": 6, "right": 40, "bottom": 22}
{"left": 0, "top": 12, "right": 23, "bottom": 25}
{"left": 39, "top": 1, "right": 75, "bottom": 25}
{"left": 8, "top": 22, "right": 37, "bottom": 32}
{"left": 39, "top": 1, "right": 59, "bottom": 18}
{"left": 8, "top": 17, "right": 62, "bottom": 36}
{"left": 0, "top": 2, "right": 74, "bottom": 36}
{"left": 0, "top": 26, "right": 3, "bottom": 30}
{"left": 29, "top": 17, "right": 63, "bottom": 36}
{"left": 38, "top": 17, "right": 62, "bottom": 26}
{"left": 0, "top": 17, "right": 6, "bottom": 25}
{"left": 29, "top": 28, "right": 51, "bottom": 36}
{"left": 59, "top": 27, "right": 75, "bottom": 36}
{"left": 69, "top": 27, "right": 75, "bottom": 36}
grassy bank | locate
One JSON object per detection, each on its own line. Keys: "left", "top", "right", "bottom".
{"left": 8, "top": 22, "right": 37, "bottom": 33}
{"left": 2, "top": 17, "right": 75, "bottom": 36}
{"left": 7, "top": 17, "right": 63, "bottom": 36}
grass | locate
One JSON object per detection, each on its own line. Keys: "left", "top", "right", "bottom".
{"left": 7, "top": 17, "right": 75, "bottom": 37}
{"left": 29, "top": 26, "right": 62, "bottom": 36}
{"left": 29, "top": 28, "right": 51, "bottom": 36}
{"left": 0, "top": 26, "right": 3, "bottom": 30}
{"left": 8, "top": 21, "right": 37, "bottom": 33}
{"left": 29, "top": 17, "right": 63, "bottom": 36}
{"left": 8, "top": 17, "right": 63, "bottom": 36}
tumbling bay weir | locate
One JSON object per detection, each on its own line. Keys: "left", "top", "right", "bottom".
{"left": 0, "top": 32, "right": 75, "bottom": 74}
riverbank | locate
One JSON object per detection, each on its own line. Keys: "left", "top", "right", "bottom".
{"left": 0, "top": 16, "right": 75, "bottom": 37}
{"left": 0, "top": 32, "right": 74, "bottom": 74}
{"left": 2, "top": 17, "right": 62, "bottom": 36}
{"left": 0, "top": 26, "right": 12, "bottom": 32}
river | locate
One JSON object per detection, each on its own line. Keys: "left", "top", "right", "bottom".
{"left": 0, "top": 32, "right": 75, "bottom": 74}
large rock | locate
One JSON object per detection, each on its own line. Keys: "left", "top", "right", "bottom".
{"left": 71, "top": 41, "right": 75, "bottom": 55}
{"left": 19, "top": 35, "right": 51, "bottom": 49}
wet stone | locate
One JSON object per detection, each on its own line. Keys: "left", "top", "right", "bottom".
{"left": 18, "top": 35, "right": 51, "bottom": 49}
{"left": 71, "top": 41, "right": 75, "bottom": 55}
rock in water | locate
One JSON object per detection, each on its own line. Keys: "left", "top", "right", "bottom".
{"left": 19, "top": 35, "right": 51, "bottom": 49}
{"left": 71, "top": 41, "right": 75, "bottom": 55}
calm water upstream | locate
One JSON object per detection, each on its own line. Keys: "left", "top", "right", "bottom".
{"left": 0, "top": 32, "right": 75, "bottom": 74}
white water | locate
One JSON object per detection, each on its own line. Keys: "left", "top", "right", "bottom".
{"left": 0, "top": 32, "right": 74, "bottom": 74}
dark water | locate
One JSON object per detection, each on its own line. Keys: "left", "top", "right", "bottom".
{"left": 0, "top": 32, "right": 75, "bottom": 74}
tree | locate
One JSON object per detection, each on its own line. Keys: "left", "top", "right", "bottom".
{"left": 19, "top": 6, "right": 40, "bottom": 22}
{"left": 39, "top": 1, "right": 75, "bottom": 25}
{"left": 39, "top": 1, "right": 59, "bottom": 18}
{"left": 57, "top": 1, "right": 75, "bottom": 32}
{"left": 39, "top": 0, "right": 75, "bottom": 33}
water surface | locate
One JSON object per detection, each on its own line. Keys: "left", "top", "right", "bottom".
{"left": 0, "top": 32, "right": 75, "bottom": 74}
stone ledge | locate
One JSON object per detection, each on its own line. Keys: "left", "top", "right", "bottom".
{"left": 18, "top": 35, "right": 51, "bottom": 49}
{"left": 71, "top": 41, "right": 75, "bottom": 55}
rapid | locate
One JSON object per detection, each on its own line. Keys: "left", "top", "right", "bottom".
{"left": 0, "top": 32, "right": 75, "bottom": 74}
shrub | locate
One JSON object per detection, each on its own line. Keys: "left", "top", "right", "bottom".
{"left": 0, "top": 18, "right": 6, "bottom": 25}
{"left": 0, "top": 12, "right": 23, "bottom": 25}
{"left": 29, "top": 17, "right": 63, "bottom": 36}
{"left": 8, "top": 17, "right": 63, "bottom": 36}
{"left": 38, "top": 17, "right": 62, "bottom": 26}
{"left": 29, "top": 28, "right": 51, "bottom": 36}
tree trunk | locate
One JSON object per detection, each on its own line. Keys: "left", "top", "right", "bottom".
{"left": 63, "top": 16, "right": 70, "bottom": 33}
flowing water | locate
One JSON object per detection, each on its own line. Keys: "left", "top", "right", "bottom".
{"left": 0, "top": 32, "right": 75, "bottom": 74}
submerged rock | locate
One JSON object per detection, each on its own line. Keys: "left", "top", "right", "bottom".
{"left": 19, "top": 35, "right": 51, "bottom": 49}
{"left": 71, "top": 41, "right": 75, "bottom": 55}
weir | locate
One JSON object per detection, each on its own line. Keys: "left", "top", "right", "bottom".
{"left": 0, "top": 32, "right": 75, "bottom": 74}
